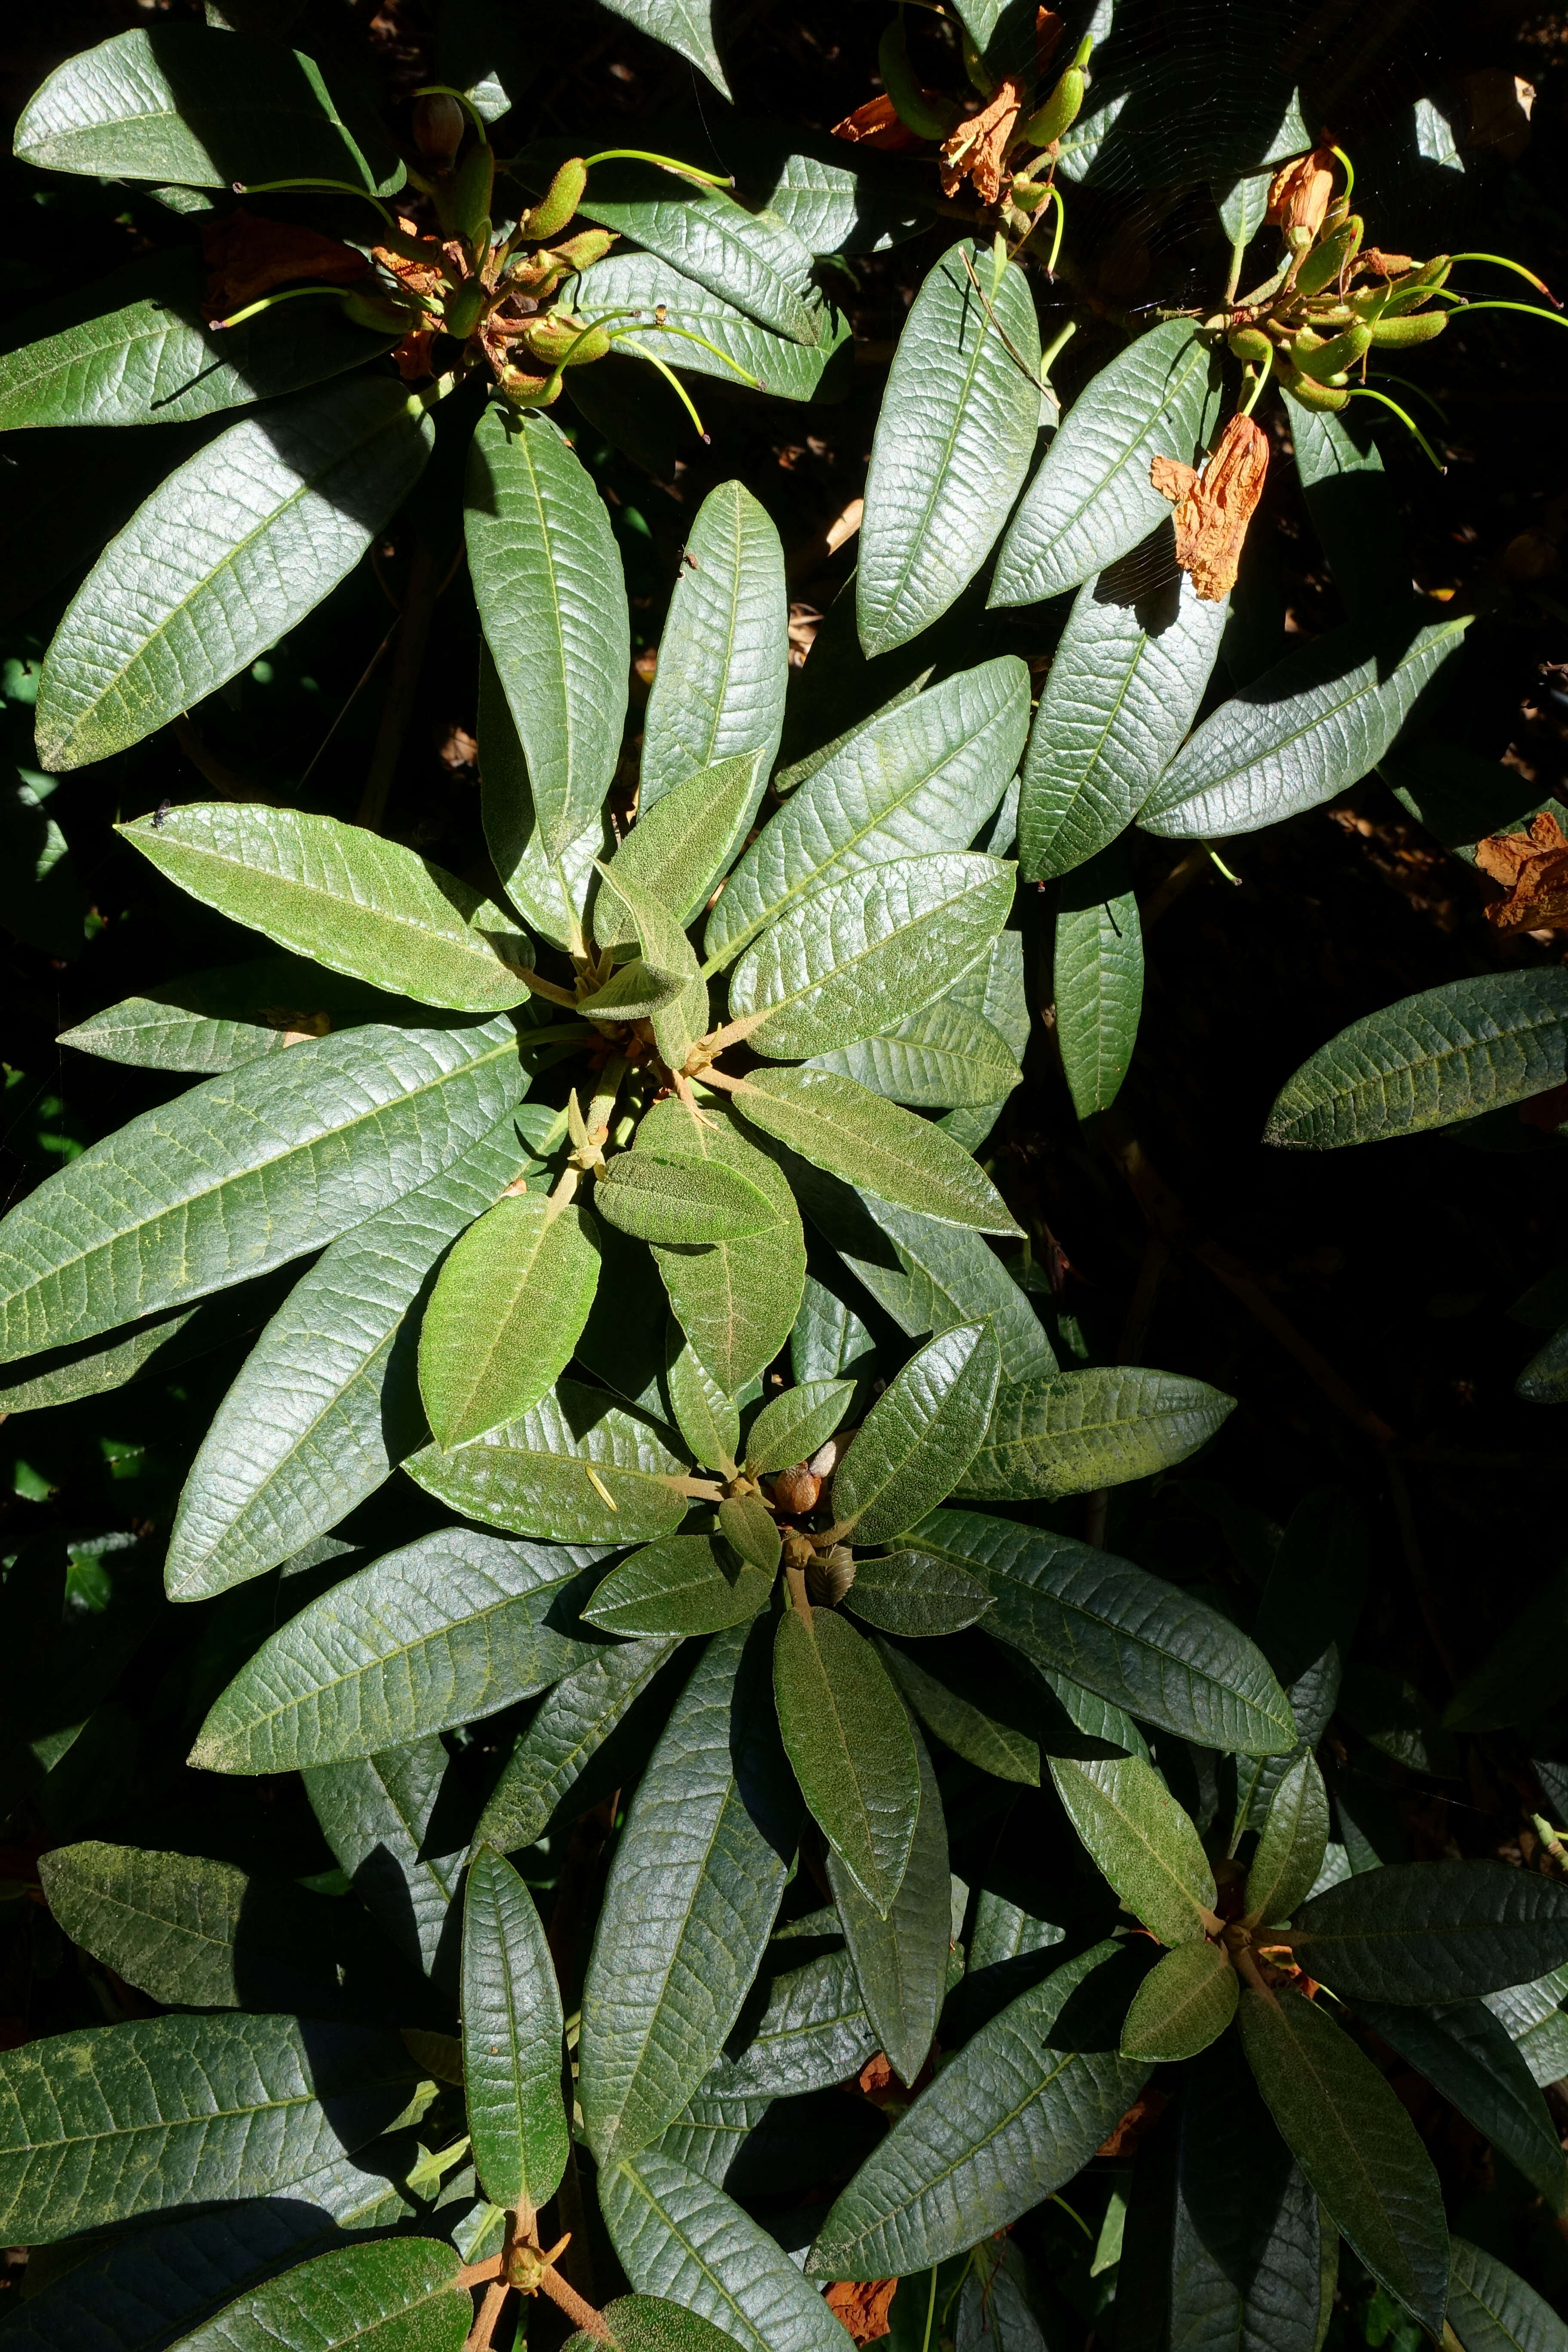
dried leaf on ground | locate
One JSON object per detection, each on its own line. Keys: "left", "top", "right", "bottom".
{"left": 1476, "top": 811, "right": 1568, "bottom": 931}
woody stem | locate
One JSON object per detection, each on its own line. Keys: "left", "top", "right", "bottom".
{"left": 537, "top": 2264, "right": 613, "bottom": 2338}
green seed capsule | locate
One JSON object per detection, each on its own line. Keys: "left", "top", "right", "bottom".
{"left": 453, "top": 141, "right": 494, "bottom": 248}
{"left": 1295, "top": 214, "right": 1363, "bottom": 299}
{"left": 1369, "top": 310, "right": 1448, "bottom": 346}
{"left": 878, "top": 15, "right": 957, "bottom": 140}
{"left": 442, "top": 280, "right": 485, "bottom": 341}
{"left": 528, "top": 157, "right": 588, "bottom": 243}
{"left": 1227, "top": 325, "right": 1273, "bottom": 364}
{"left": 1280, "top": 366, "right": 1350, "bottom": 411}
{"left": 548, "top": 229, "right": 615, "bottom": 273}
{"left": 1022, "top": 64, "right": 1084, "bottom": 149}
{"left": 1291, "top": 321, "right": 1372, "bottom": 380}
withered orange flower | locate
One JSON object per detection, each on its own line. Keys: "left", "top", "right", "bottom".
{"left": 1476, "top": 810, "right": 1568, "bottom": 931}
{"left": 940, "top": 73, "right": 1026, "bottom": 205}
{"left": 200, "top": 208, "right": 369, "bottom": 322}
{"left": 390, "top": 327, "right": 435, "bottom": 383}
{"left": 825, "top": 2281, "right": 898, "bottom": 2346}
{"left": 1266, "top": 146, "right": 1335, "bottom": 239}
{"left": 1150, "top": 412, "right": 1270, "bottom": 600}
{"left": 373, "top": 218, "right": 456, "bottom": 302}
{"left": 831, "top": 93, "right": 929, "bottom": 152}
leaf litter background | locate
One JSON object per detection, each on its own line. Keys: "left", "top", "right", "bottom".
{"left": 0, "top": 0, "right": 1565, "bottom": 2341}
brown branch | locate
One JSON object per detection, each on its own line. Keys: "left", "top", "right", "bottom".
{"left": 357, "top": 535, "right": 442, "bottom": 832}
{"left": 538, "top": 2263, "right": 613, "bottom": 2340}
{"left": 465, "top": 2278, "right": 510, "bottom": 2352}
{"left": 456, "top": 2257, "right": 505, "bottom": 2291}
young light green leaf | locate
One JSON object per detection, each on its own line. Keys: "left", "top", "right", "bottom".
{"left": 165, "top": 1111, "right": 547, "bottom": 1600}
{"left": 569, "top": 253, "right": 853, "bottom": 402}
{"left": 773, "top": 1603, "right": 920, "bottom": 1915}
{"left": 728, "top": 1067, "right": 1021, "bottom": 1235}
{"left": 729, "top": 853, "right": 1015, "bottom": 1061}
{"left": 858, "top": 242, "right": 1042, "bottom": 657}
{"left": 637, "top": 1100, "right": 806, "bottom": 1395}
{"left": 957, "top": 1366, "right": 1234, "bottom": 1502}
{"left": 1020, "top": 561, "right": 1229, "bottom": 881}
{"left": 1050, "top": 1755, "right": 1217, "bottom": 1945}
{"left": 843, "top": 1550, "right": 995, "bottom": 1638}
{"left": 14, "top": 25, "right": 404, "bottom": 189}
{"left": 407, "top": 1378, "right": 690, "bottom": 1546}
{"left": 992, "top": 323, "right": 1219, "bottom": 606}
{"left": 172, "top": 2239, "right": 469, "bottom": 2352}
{"left": 1237, "top": 1985, "right": 1448, "bottom": 2339}
{"left": 1243, "top": 1752, "right": 1330, "bottom": 1926}
{"left": 599, "top": 753, "right": 768, "bottom": 949}
{"left": 585, "top": 1535, "right": 774, "bottom": 1638}
{"left": 0, "top": 2013, "right": 417, "bottom": 2243}
{"left": 579, "top": 1620, "right": 799, "bottom": 2162}
{"left": 466, "top": 405, "right": 629, "bottom": 860}
{"left": 594, "top": 1155, "right": 777, "bottom": 1247}
{"left": 119, "top": 805, "right": 530, "bottom": 1014}
{"left": 743, "top": 1378, "right": 852, "bottom": 1475}
{"left": 36, "top": 381, "right": 432, "bottom": 771}
{"left": 831, "top": 1323, "right": 1001, "bottom": 1543}
{"left": 0, "top": 253, "right": 393, "bottom": 432}
{"left": 806, "top": 1939, "right": 1151, "bottom": 2277}
{"left": 0, "top": 1018, "right": 526, "bottom": 1365}
{"left": 1053, "top": 847, "right": 1144, "bottom": 1118}
{"left": 640, "top": 478, "right": 786, "bottom": 814}
{"left": 667, "top": 1337, "right": 741, "bottom": 1474}
{"left": 304, "top": 1739, "right": 464, "bottom": 1978}
{"left": 1354, "top": 2000, "right": 1568, "bottom": 2215}
{"left": 827, "top": 1721, "right": 950, "bottom": 2086}
{"left": 1448, "top": 2237, "right": 1568, "bottom": 2352}
{"left": 36, "top": 1842, "right": 347, "bottom": 2012}
{"left": 704, "top": 656, "right": 1029, "bottom": 965}
{"left": 602, "top": 2147, "right": 851, "bottom": 2352}
{"left": 418, "top": 1197, "right": 601, "bottom": 1450}
{"left": 1284, "top": 1859, "right": 1568, "bottom": 2003}
{"left": 590, "top": 863, "right": 707, "bottom": 1070}
{"left": 190, "top": 1529, "right": 610, "bottom": 1772}
{"left": 476, "top": 1635, "right": 682, "bottom": 1853}
{"left": 716, "top": 1494, "right": 781, "bottom": 1577}
{"left": 1119, "top": 1940, "right": 1237, "bottom": 2061}
{"left": 910, "top": 1508, "right": 1295, "bottom": 1754}
{"left": 808, "top": 995, "right": 1023, "bottom": 1109}
{"left": 462, "top": 1844, "right": 569, "bottom": 2211}
{"left": 570, "top": 162, "right": 821, "bottom": 347}
{"left": 1141, "top": 612, "right": 1471, "bottom": 839}
{"left": 1265, "top": 969, "right": 1568, "bottom": 1148}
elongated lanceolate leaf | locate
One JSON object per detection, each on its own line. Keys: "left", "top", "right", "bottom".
{"left": 636, "top": 1100, "right": 806, "bottom": 1395}
{"left": 190, "top": 1529, "right": 611, "bottom": 1773}
{"left": 119, "top": 805, "right": 530, "bottom": 1013}
{"left": 1050, "top": 1755, "right": 1216, "bottom": 1945}
{"left": 569, "top": 162, "right": 821, "bottom": 348}
{"left": 1020, "top": 562, "right": 1228, "bottom": 881}
{"left": 808, "top": 995, "right": 1022, "bottom": 1109}
{"left": 476, "top": 1635, "right": 681, "bottom": 1853}
{"left": 744, "top": 1379, "right": 852, "bottom": 1475}
{"left": 958, "top": 1366, "right": 1233, "bottom": 1501}
{"left": 177, "top": 2240, "right": 467, "bottom": 2352}
{"left": 1238, "top": 1985, "right": 1448, "bottom": 2338}
{"left": 594, "top": 1155, "right": 776, "bottom": 1247}
{"left": 704, "top": 656, "right": 1029, "bottom": 965}
{"left": 0, "top": 253, "right": 393, "bottom": 432}
{"left": 729, "top": 1068, "right": 1020, "bottom": 1235}
{"left": 667, "top": 1339, "right": 741, "bottom": 1475}
{"left": 1265, "top": 970, "right": 1568, "bottom": 1149}
{"left": 640, "top": 479, "right": 786, "bottom": 815}
{"left": 13, "top": 26, "right": 404, "bottom": 189}
{"left": 419, "top": 1198, "right": 601, "bottom": 1449}
{"left": 407, "top": 1378, "right": 690, "bottom": 1546}
{"left": 1053, "top": 848, "right": 1144, "bottom": 1119}
{"left": 1141, "top": 612, "right": 1471, "bottom": 838}
{"left": 0, "top": 1018, "right": 525, "bottom": 1366}
{"left": 579, "top": 1620, "right": 798, "bottom": 2163}
{"left": 600, "top": 755, "right": 768, "bottom": 951}
{"left": 467, "top": 405, "right": 629, "bottom": 860}
{"left": 991, "top": 324, "right": 1219, "bottom": 606}
{"left": 730, "top": 853, "right": 1014, "bottom": 1062}
{"left": 844, "top": 1551, "right": 994, "bottom": 1638}
{"left": 858, "top": 243, "right": 1041, "bottom": 657}
{"left": 305, "top": 1738, "right": 464, "bottom": 1977}
{"left": 165, "top": 1112, "right": 546, "bottom": 1600}
{"left": 1243, "top": 1751, "right": 1329, "bottom": 1926}
{"left": 827, "top": 1721, "right": 950, "bottom": 2086}
{"left": 808, "top": 1939, "right": 1151, "bottom": 2277}
{"left": 1354, "top": 1999, "right": 1568, "bottom": 2214}
{"left": 773, "top": 1605, "right": 919, "bottom": 1915}
{"left": 564, "top": 2300, "right": 743, "bottom": 2352}
{"left": 0, "top": 2013, "right": 416, "bottom": 2243}
{"left": 462, "top": 1845, "right": 569, "bottom": 2210}
{"left": 833, "top": 1323, "right": 1000, "bottom": 1543}
{"left": 585, "top": 1534, "right": 774, "bottom": 1638}
{"left": 910, "top": 1508, "right": 1295, "bottom": 1754}
{"left": 569, "top": 254, "right": 853, "bottom": 403}
{"left": 1448, "top": 2238, "right": 1568, "bottom": 2352}
{"left": 603, "top": 2147, "right": 851, "bottom": 2352}
{"left": 1119, "top": 1941, "right": 1236, "bottom": 2061}
{"left": 1286, "top": 394, "right": 1409, "bottom": 622}
{"left": 1285, "top": 1859, "right": 1568, "bottom": 2003}
{"left": 37, "top": 380, "right": 432, "bottom": 771}
{"left": 58, "top": 954, "right": 413, "bottom": 1077}
{"left": 702, "top": 1942, "right": 875, "bottom": 2100}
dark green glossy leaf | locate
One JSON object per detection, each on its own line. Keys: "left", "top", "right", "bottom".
{"left": 564, "top": 2295, "right": 744, "bottom": 2352}
{"left": 475, "top": 1635, "right": 682, "bottom": 1853}
{"left": 407, "top": 1378, "right": 690, "bottom": 1546}
{"left": 717, "top": 1494, "right": 781, "bottom": 1577}
{"left": 743, "top": 1378, "right": 853, "bottom": 1476}
{"left": 832, "top": 1322, "right": 1001, "bottom": 1542}
{"left": 58, "top": 955, "right": 412, "bottom": 1076}
{"left": 729, "top": 1068, "right": 1021, "bottom": 1236}
{"left": 808, "top": 994, "right": 1023, "bottom": 1111}
{"left": 419, "top": 1198, "right": 601, "bottom": 1450}
{"left": 462, "top": 1844, "right": 569, "bottom": 2210}
{"left": 595, "top": 1155, "right": 778, "bottom": 1247}
{"left": 1050, "top": 1755, "right": 1216, "bottom": 1945}
{"left": 636, "top": 1100, "right": 807, "bottom": 1394}
{"left": 585, "top": 1534, "right": 773, "bottom": 1638}
{"left": 304, "top": 1737, "right": 464, "bottom": 1978}
{"left": 773, "top": 1603, "right": 920, "bottom": 1915}
{"left": 568, "top": 254, "right": 852, "bottom": 402}
{"left": 702, "top": 1940, "right": 875, "bottom": 2099}
{"left": 638, "top": 477, "right": 785, "bottom": 814}
{"left": 667, "top": 1336, "right": 741, "bottom": 1475}
{"left": 1354, "top": 1998, "right": 1568, "bottom": 2213}
{"left": 1448, "top": 2237, "right": 1568, "bottom": 2352}
{"left": 844, "top": 1550, "right": 994, "bottom": 1638}
{"left": 1053, "top": 847, "right": 1144, "bottom": 1119}
{"left": 957, "top": 1366, "right": 1234, "bottom": 1502}
{"left": 1119, "top": 1940, "right": 1237, "bottom": 2061}
{"left": 570, "top": 165, "right": 822, "bottom": 347}
{"left": 172, "top": 2239, "right": 468, "bottom": 2352}
{"left": 826, "top": 1722, "right": 950, "bottom": 2086}
{"left": 1242, "top": 1752, "right": 1330, "bottom": 1927}
{"left": 1286, "top": 1860, "right": 1568, "bottom": 2004}
{"left": 594, "top": 0, "right": 729, "bottom": 91}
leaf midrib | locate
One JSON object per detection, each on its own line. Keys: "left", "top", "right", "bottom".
{"left": 1029, "top": 336, "right": 1207, "bottom": 567}
{"left": 1063, "top": 1764, "right": 1211, "bottom": 1929}
{"left": 1279, "top": 994, "right": 1568, "bottom": 1131}
{"left": 739, "top": 865, "right": 1004, "bottom": 1032}
{"left": 1178, "top": 621, "right": 1464, "bottom": 797}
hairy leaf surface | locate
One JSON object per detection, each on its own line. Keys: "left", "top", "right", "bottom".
{"left": 832, "top": 1323, "right": 1001, "bottom": 1542}
{"left": 957, "top": 1366, "right": 1232, "bottom": 1501}
{"left": 419, "top": 1197, "right": 601, "bottom": 1448}
{"left": 407, "top": 1379, "right": 689, "bottom": 1546}
{"left": 462, "top": 1845, "right": 569, "bottom": 2210}
{"left": 775, "top": 1605, "right": 919, "bottom": 1915}
{"left": 1050, "top": 1755, "right": 1216, "bottom": 1945}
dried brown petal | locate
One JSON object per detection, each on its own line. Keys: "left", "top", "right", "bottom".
{"left": 1476, "top": 811, "right": 1568, "bottom": 931}
{"left": 825, "top": 2280, "right": 897, "bottom": 2346}
{"left": 1266, "top": 147, "right": 1335, "bottom": 238}
{"left": 940, "top": 74, "right": 1026, "bottom": 205}
{"left": 200, "top": 209, "right": 369, "bottom": 321}
{"left": 831, "top": 94, "right": 928, "bottom": 152}
{"left": 1150, "top": 413, "right": 1269, "bottom": 601}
